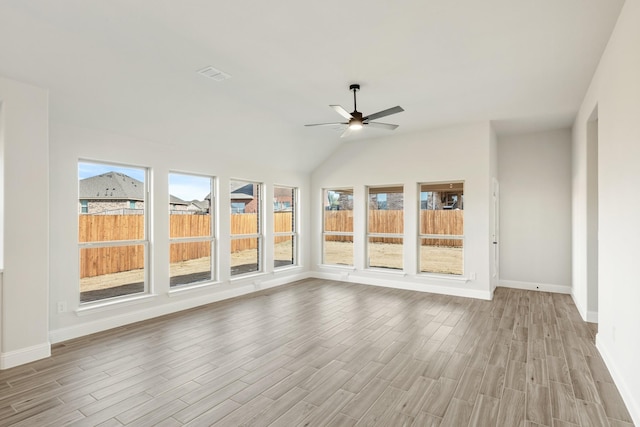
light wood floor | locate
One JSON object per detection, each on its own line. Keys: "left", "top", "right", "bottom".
{"left": 0, "top": 279, "right": 634, "bottom": 426}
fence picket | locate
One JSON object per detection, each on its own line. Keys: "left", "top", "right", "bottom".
{"left": 79, "top": 210, "right": 462, "bottom": 278}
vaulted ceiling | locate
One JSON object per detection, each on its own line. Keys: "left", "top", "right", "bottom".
{"left": 0, "top": 0, "right": 625, "bottom": 172}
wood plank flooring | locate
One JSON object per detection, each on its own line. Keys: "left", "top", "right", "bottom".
{"left": 0, "top": 279, "right": 634, "bottom": 426}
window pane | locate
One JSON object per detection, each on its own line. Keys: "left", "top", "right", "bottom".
{"left": 420, "top": 210, "right": 464, "bottom": 236}
{"left": 274, "top": 187, "right": 295, "bottom": 233}
{"left": 274, "top": 235, "right": 295, "bottom": 268}
{"left": 170, "top": 214, "right": 211, "bottom": 238}
{"left": 420, "top": 183, "right": 463, "bottom": 235}
{"left": 231, "top": 237, "right": 260, "bottom": 275}
{"left": 170, "top": 242, "right": 211, "bottom": 287}
{"left": 368, "top": 187, "right": 403, "bottom": 233}
{"left": 78, "top": 163, "right": 145, "bottom": 241}
{"left": 324, "top": 189, "right": 353, "bottom": 232}
{"left": 80, "top": 244, "right": 145, "bottom": 302}
{"left": 323, "top": 235, "right": 353, "bottom": 266}
{"left": 169, "top": 173, "right": 212, "bottom": 237}
{"left": 368, "top": 237, "right": 403, "bottom": 270}
{"left": 420, "top": 238, "right": 463, "bottom": 275}
{"left": 230, "top": 180, "right": 260, "bottom": 235}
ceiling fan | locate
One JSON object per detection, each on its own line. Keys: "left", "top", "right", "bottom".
{"left": 305, "top": 84, "right": 404, "bottom": 138}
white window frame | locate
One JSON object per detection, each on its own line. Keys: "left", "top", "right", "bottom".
{"left": 273, "top": 185, "right": 298, "bottom": 269}
{"left": 230, "top": 179, "right": 263, "bottom": 277}
{"left": 78, "top": 160, "right": 150, "bottom": 305}
{"left": 418, "top": 181, "right": 465, "bottom": 276}
{"left": 322, "top": 188, "right": 354, "bottom": 266}
{"left": 366, "top": 185, "right": 404, "bottom": 271}
{"left": 169, "top": 172, "right": 216, "bottom": 288}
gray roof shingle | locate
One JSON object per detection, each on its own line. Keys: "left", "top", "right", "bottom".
{"left": 79, "top": 172, "right": 144, "bottom": 201}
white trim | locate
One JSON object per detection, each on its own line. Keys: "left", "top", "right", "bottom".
{"left": 571, "top": 289, "right": 588, "bottom": 322}
{"left": 596, "top": 335, "right": 640, "bottom": 426}
{"left": 76, "top": 293, "right": 158, "bottom": 316}
{"left": 312, "top": 271, "right": 491, "bottom": 300}
{"left": 50, "top": 271, "right": 311, "bottom": 344}
{"left": 499, "top": 279, "right": 571, "bottom": 294}
{"left": 0, "top": 342, "right": 51, "bottom": 370}
{"left": 586, "top": 310, "right": 598, "bottom": 323}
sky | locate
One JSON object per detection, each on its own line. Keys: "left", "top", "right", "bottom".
{"left": 78, "top": 162, "right": 211, "bottom": 201}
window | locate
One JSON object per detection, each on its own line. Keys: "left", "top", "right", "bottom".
{"left": 322, "top": 188, "right": 354, "bottom": 266}
{"left": 230, "top": 180, "right": 262, "bottom": 276}
{"left": 169, "top": 173, "right": 215, "bottom": 287}
{"left": 368, "top": 186, "right": 404, "bottom": 270}
{"left": 419, "top": 182, "right": 464, "bottom": 275}
{"left": 231, "top": 202, "right": 245, "bottom": 214}
{"left": 274, "top": 186, "right": 297, "bottom": 268}
{"left": 78, "top": 161, "right": 148, "bottom": 303}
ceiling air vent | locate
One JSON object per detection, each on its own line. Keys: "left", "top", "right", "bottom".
{"left": 197, "top": 66, "right": 231, "bottom": 82}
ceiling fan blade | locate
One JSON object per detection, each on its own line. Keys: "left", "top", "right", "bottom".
{"left": 363, "top": 106, "right": 404, "bottom": 121}
{"left": 365, "top": 122, "right": 399, "bottom": 130}
{"left": 330, "top": 105, "right": 353, "bottom": 120}
{"left": 340, "top": 127, "right": 353, "bottom": 138}
{"left": 304, "top": 122, "right": 347, "bottom": 127}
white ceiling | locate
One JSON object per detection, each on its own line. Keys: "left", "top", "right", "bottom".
{"left": 0, "top": 0, "right": 625, "bottom": 172}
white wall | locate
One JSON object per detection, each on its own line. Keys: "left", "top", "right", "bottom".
{"left": 311, "top": 122, "right": 494, "bottom": 300}
{"left": 0, "top": 77, "right": 50, "bottom": 368}
{"left": 573, "top": 0, "right": 640, "bottom": 423}
{"left": 498, "top": 129, "right": 572, "bottom": 293}
{"left": 48, "top": 123, "right": 310, "bottom": 342}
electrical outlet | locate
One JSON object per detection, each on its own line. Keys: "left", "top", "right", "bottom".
{"left": 57, "top": 301, "right": 67, "bottom": 313}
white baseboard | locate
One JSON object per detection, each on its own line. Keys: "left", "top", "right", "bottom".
{"left": 586, "top": 310, "right": 598, "bottom": 323}
{"left": 0, "top": 342, "right": 51, "bottom": 370}
{"left": 312, "top": 271, "right": 492, "bottom": 300}
{"left": 596, "top": 335, "right": 640, "bottom": 425}
{"left": 499, "top": 279, "right": 571, "bottom": 295}
{"left": 50, "top": 271, "right": 311, "bottom": 344}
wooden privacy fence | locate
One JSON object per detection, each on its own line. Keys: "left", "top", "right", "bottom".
{"left": 324, "top": 210, "right": 463, "bottom": 247}
{"left": 79, "top": 210, "right": 462, "bottom": 278}
{"left": 79, "top": 213, "right": 293, "bottom": 278}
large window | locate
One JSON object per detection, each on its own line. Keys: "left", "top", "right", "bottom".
{"left": 78, "top": 161, "right": 148, "bottom": 303}
{"left": 169, "top": 173, "right": 215, "bottom": 287}
{"left": 230, "top": 180, "right": 262, "bottom": 276}
{"left": 367, "top": 186, "right": 404, "bottom": 270}
{"left": 274, "top": 186, "right": 297, "bottom": 268}
{"left": 419, "top": 182, "right": 464, "bottom": 275}
{"left": 322, "top": 188, "right": 354, "bottom": 266}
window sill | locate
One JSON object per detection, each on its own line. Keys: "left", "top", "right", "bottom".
{"left": 230, "top": 271, "right": 266, "bottom": 282}
{"left": 76, "top": 293, "right": 158, "bottom": 316}
{"left": 317, "top": 264, "right": 356, "bottom": 271}
{"left": 273, "top": 265, "right": 302, "bottom": 273}
{"left": 417, "top": 273, "right": 470, "bottom": 283}
{"left": 168, "top": 281, "right": 224, "bottom": 297}
{"left": 366, "top": 268, "right": 407, "bottom": 277}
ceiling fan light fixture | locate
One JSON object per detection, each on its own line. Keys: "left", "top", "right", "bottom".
{"left": 349, "top": 119, "right": 363, "bottom": 130}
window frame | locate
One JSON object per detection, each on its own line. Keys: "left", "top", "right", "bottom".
{"left": 321, "top": 188, "right": 354, "bottom": 267}
{"left": 418, "top": 181, "right": 465, "bottom": 276}
{"left": 366, "top": 185, "right": 404, "bottom": 271}
{"left": 168, "top": 172, "right": 217, "bottom": 288}
{"left": 273, "top": 185, "right": 298, "bottom": 269}
{"left": 230, "top": 179, "right": 263, "bottom": 277}
{"left": 77, "top": 160, "right": 150, "bottom": 305}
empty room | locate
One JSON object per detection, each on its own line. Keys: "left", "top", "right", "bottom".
{"left": 0, "top": 0, "right": 639, "bottom": 426}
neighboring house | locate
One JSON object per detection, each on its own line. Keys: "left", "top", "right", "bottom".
{"left": 273, "top": 186, "right": 293, "bottom": 211}
{"left": 79, "top": 172, "right": 144, "bottom": 214}
{"left": 80, "top": 172, "right": 199, "bottom": 214}
{"left": 228, "top": 182, "right": 256, "bottom": 214}
{"left": 325, "top": 190, "right": 354, "bottom": 211}
{"left": 169, "top": 195, "right": 190, "bottom": 213}
{"left": 188, "top": 199, "right": 210, "bottom": 213}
